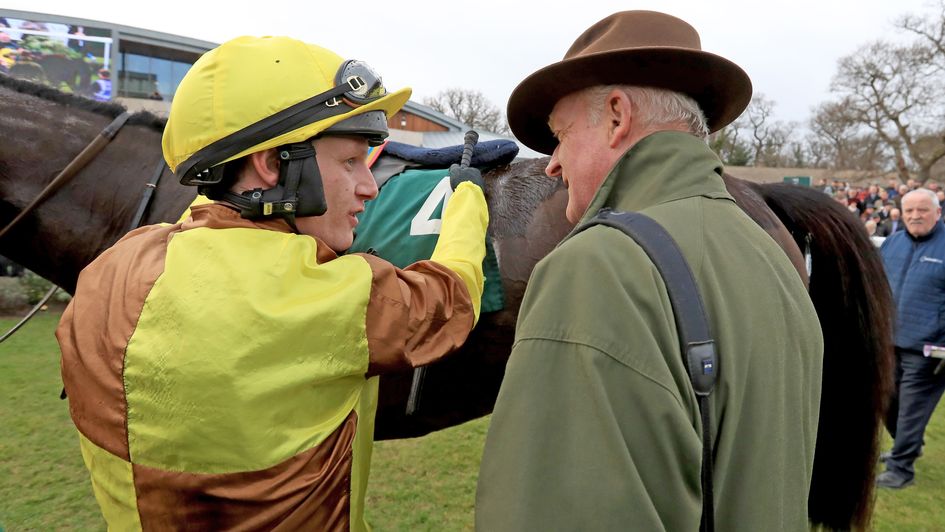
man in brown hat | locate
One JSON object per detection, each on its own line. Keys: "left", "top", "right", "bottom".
{"left": 476, "top": 11, "right": 823, "bottom": 531}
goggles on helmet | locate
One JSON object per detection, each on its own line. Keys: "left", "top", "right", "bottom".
{"left": 178, "top": 59, "right": 390, "bottom": 187}
{"left": 328, "top": 60, "right": 388, "bottom": 108}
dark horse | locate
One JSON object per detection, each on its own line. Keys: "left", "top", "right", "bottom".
{"left": 0, "top": 73, "right": 891, "bottom": 530}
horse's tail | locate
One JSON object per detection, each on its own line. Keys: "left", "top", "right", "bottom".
{"left": 754, "top": 182, "right": 894, "bottom": 530}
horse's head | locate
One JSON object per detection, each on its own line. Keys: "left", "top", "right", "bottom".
{"left": 482, "top": 157, "right": 572, "bottom": 286}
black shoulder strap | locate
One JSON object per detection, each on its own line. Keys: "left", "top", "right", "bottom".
{"left": 572, "top": 207, "right": 718, "bottom": 532}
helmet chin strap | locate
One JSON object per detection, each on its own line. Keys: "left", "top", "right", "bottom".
{"left": 218, "top": 142, "right": 327, "bottom": 233}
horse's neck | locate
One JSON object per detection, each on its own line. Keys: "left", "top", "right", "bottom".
{"left": 0, "top": 89, "right": 192, "bottom": 292}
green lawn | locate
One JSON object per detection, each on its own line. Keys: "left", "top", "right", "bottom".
{"left": 1, "top": 312, "right": 943, "bottom": 530}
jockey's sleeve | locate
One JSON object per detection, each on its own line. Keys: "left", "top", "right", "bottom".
{"left": 430, "top": 181, "right": 488, "bottom": 324}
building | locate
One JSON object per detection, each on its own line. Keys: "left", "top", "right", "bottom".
{"left": 390, "top": 101, "right": 544, "bottom": 159}
{"left": 0, "top": 9, "right": 213, "bottom": 116}
{"left": 1, "top": 9, "right": 539, "bottom": 157}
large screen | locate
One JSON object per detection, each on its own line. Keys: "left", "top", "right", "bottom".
{"left": 0, "top": 16, "right": 114, "bottom": 100}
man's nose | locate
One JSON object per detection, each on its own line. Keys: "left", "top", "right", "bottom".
{"left": 356, "top": 165, "right": 379, "bottom": 200}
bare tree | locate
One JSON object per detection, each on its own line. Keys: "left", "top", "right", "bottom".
{"left": 804, "top": 134, "right": 832, "bottom": 169}
{"left": 831, "top": 39, "right": 945, "bottom": 183}
{"left": 709, "top": 121, "right": 751, "bottom": 166}
{"left": 786, "top": 138, "right": 811, "bottom": 168}
{"left": 898, "top": 0, "right": 945, "bottom": 72}
{"left": 423, "top": 88, "right": 509, "bottom": 134}
{"left": 740, "top": 94, "right": 794, "bottom": 166}
{"left": 808, "top": 99, "right": 891, "bottom": 172}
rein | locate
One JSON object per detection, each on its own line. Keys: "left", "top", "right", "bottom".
{"left": 0, "top": 112, "right": 130, "bottom": 241}
{"left": 0, "top": 112, "right": 164, "bottom": 344}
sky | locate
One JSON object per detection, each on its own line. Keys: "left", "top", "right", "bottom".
{"left": 3, "top": 0, "right": 937, "bottom": 127}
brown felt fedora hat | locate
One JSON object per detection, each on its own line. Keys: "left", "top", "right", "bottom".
{"left": 508, "top": 10, "right": 753, "bottom": 155}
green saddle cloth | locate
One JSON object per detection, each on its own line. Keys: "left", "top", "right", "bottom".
{"left": 349, "top": 168, "right": 504, "bottom": 313}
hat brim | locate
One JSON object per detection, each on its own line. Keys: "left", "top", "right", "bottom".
{"left": 508, "top": 48, "right": 752, "bottom": 155}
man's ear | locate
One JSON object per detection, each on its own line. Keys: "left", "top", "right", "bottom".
{"left": 248, "top": 149, "right": 280, "bottom": 188}
{"left": 606, "top": 89, "right": 633, "bottom": 149}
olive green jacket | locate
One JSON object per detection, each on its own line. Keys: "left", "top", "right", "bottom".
{"left": 476, "top": 131, "right": 823, "bottom": 531}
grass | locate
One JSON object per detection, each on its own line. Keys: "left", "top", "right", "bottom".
{"left": 0, "top": 312, "right": 102, "bottom": 531}
{"left": 1, "top": 311, "right": 943, "bottom": 531}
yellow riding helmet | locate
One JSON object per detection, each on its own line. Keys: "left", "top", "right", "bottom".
{"left": 162, "top": 35, "right": 411, "bottom": 179}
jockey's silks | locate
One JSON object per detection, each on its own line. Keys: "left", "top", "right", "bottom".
{"left": 57, "top": 182, "right": 487, "bottom": 530}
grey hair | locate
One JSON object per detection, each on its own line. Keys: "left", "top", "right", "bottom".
{"left": 583, "top": 85, "right": 709, "bottom": 140}
{"left": 905, "top": 188, "right": 941, "bottom": 208}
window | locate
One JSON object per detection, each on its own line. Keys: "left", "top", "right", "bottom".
{"left": 116, "top": 42, "right": 201, "bottom": 100}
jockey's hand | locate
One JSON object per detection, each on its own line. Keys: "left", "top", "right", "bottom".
{"left": 449, "top": 163, "right": 483, "bottom": 190}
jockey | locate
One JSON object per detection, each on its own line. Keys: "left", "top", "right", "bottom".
{"left": 57, "top": 35, "right": 488, "bottom": 530}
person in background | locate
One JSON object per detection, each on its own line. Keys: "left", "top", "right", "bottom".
{"left": 865, "top": 217, "right": 885, "bottom": 248}
{"left": 876, "top": 199, "right": 891, "bottom": 221}
{"left": 877, "top": 207, "right": 904, "bottom": 236}
{"left": 877, "top": 188, "right": 945, "bottom": 489}
{"left": 879, "top": 188, "right": 891, "bottom": 207}
{"left": 864, "top": 184, "right": 882, "bottom": 207}
{"left": 57, "top": 35, "right": 488, "bottom": 530}
{"left": 476, "top": 11, "right": 823, "bottom": 530}
{"left": 846, "top": 187, "right": 864, "bottom": 214}
{"left": 896, "top": 184, "right": 910, "bottom": 208}
{"left": 89, "top": 67, "right": 111, "bottom": 101}
{"left": 887, "top": 179, "right": 900, "bottom": 197}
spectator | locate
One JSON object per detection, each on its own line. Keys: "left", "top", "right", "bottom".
{"left": 896, "top": 184, "right": 910, "bottom": 208}
{"left": 864, "top": 184, "right": 882, "bottom": 207}
{"left": 834, "top": 193, "right": 849, "bottom": 209}
{"left": 846, "top": 188, "right": 864, "bottom": 214}
{"left": 887, "top": 179, "right": 901, "bottom": 197}
{"left": 879, "top": 188, "right": 890, "bottom": 204}
{"left": 877, "top": 208, "right": 904, "bottom": 236}
{"left": 865, "top": 218, "right": 885, "bottom": 248}
{"left": 877, "top": 189, "right": 945, "bottom": 489}
{"left": 877, "top": 200, "right": 893, "bottom": 222}
{"left": 68, "top": 25, "right": 87, "bottom": 53}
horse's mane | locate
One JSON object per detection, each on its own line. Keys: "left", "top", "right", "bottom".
{"left": 753, "top": 182, "right": 893, "bottom": 530}
{"left": 0, "top": 73, "right": 167, "bottom": 132}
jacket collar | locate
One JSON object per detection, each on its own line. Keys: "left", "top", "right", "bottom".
{"left": 184, "top": 203, "right": 339, "bottom": 264}
{"left": 906, "top": 219, "right": 945, "bottom": 243}
{"left": 579, "top": 130, "right": 733, "bottom": 225}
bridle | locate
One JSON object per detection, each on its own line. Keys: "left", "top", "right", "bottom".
{"left": 0, "top": 111, "right": 167, "bottom": 344}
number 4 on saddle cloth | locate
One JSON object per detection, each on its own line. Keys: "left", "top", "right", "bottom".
{"left": 349, "top": 139, "right": 520, "bottom": 313}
